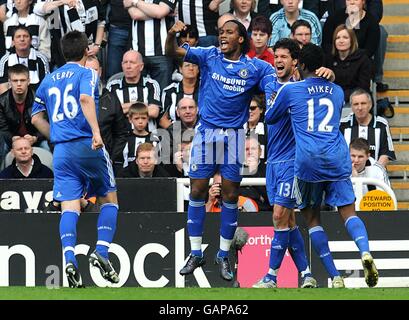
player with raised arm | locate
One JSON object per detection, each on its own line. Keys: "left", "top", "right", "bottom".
{"left": 31, "top": 31, "right": 120, "bottom": 288}
{"left": 166, "top": 20, "right": 276, "bottom": 281}
{"left": 265, "top": 43, "right": 378, "bottom": 288}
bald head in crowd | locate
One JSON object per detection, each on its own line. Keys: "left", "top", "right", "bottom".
{"left": 122, "top": 50, "right": 144, "bottom": 83}
{"left": 217, "top": 13, "right": 237, "bottom": 31}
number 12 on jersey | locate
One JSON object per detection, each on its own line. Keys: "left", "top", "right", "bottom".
{"left": 307, "top": 97, "right": 334, "bottom": 132}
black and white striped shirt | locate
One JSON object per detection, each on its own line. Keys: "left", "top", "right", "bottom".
{"left": 131, "top": 0, "right": 176, "bottom": 57}
{"left": 161, "top": 80, "right": 199, "bottom": 122}
{"left": 4, "top": 12, "right": 51, "bottom": 60}
{"left": 0, "top": 47, "right": 49, "bottom": 87}
{"left": 340, "top": 114, "right": 397, "bottom": 161}
{"left": 177, "top": 0, "right": 219, "bottom": 37}
{"left": 122, "top": 132, "right": 161, "bottom": 168}
{"left": 106, "top": 75, "right": 162, "bottom": 131}
{"left": 59, "top": 0, "right": 104, "bottom": 44}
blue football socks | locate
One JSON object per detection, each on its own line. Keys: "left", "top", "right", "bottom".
{"left": 187, "top": 197, "right": 206, "bottom": 257}
{"left": 96, "top": 203, "right": 118, "bottom": 259}
{"left": 345, "top": 216, "right": 370, "bottom": 255}
{"left": 60, "top": 210, "right": 80, "bottom": 267}
{"left": 309, "top": 226, "right": 340, "bottom": 279}
{"left": 218, "top": 201, "right": 238, "bottom": 258}
{"left": 266, "top": 228, "right": 290, "bottom": 282}
{"left": 289, "top": 226, "right": 312, "bottom": 278}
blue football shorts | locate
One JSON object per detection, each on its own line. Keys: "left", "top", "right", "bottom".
{"left": 266, "top": 160, "right": 296, "bottom": 209}
{"left": 189, "top": 125, "right": 245, "bottom": 182}
{"left": 294, "top": 177, "right": 356, "bottom": 209}
{"left": 53, "top": 137, "right": 117, "bottom": 201}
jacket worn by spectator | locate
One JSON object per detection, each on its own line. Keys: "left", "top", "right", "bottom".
{"left": 325, "top": 49, "right": 374, "bottom": 103}
{"left": 0, "top": 153, "right": 53, "bottom": 178}
{"left": 98, "top": 89, "right": 129, "bottom": 170}
{"left": 322, "top": 8, "right": 380, "bottom": 57}
{"left": 0, "top": 88, "right": 45, "bottom": 147}
{"left": 119, "top": 162, "right": 170, "bottom": 178}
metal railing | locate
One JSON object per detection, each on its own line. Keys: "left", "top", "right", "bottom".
{"left": 351, "top": 177, "right": 397, "bottom": 211}
{"left": 176, "top": 177, "right": 398, "bottom": 212}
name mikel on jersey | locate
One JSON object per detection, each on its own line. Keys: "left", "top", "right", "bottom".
{"left": 307, "top": 85, "right": 334, "bottom": 95}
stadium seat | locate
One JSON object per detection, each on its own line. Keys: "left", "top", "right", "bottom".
{"left": 4, "top": 147, "right": 53, "bottom": 171}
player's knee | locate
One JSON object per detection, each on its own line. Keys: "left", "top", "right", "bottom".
{"left": 190, "top": 188, "right": 207, "bottom": 200}
{"left": 221, "top": 189, "right": 239, "bottom": 203}
{"left": 273, "top": 205, "right": 290, "bottom": 222}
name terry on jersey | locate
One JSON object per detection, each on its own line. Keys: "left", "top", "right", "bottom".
{"left": 212, "top": 73, "right": 246, "bottom": 93}
{"left": 51, "top": 71, "right": 74, "bottom": 82}
{"left": 307, "top": 85, "right": 333, "bottom": 95}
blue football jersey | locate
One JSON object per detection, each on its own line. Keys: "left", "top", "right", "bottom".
{"left": 263, "top": 75, "right": 296, "bottom": 163}
{"left": 32, "top": 63, "right": 99, "bottom": 144}
{"left": 266, "top": 77, "right": 351, "bottom": 181}
{"left": 183, "top": 44, "right": 275, "bottom": 129}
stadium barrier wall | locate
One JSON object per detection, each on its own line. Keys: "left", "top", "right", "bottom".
{"left": 0, "top": 178, "right": 177, "bottom": 212}
{"left": 1, "top": 211, "right": 409, "bottom": 288}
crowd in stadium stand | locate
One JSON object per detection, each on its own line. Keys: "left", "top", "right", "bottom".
{"left": 0, "top": 0, "right": 396, "bottom": 212}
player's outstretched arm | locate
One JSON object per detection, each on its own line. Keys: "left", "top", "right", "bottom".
{"left": 31, "top": 111, "right": 50, "bottom": 140}
{"left": 165, "top": 21, "right": 187, "bottom": 59}
{"left": 80, "top": 94, "right": 103, "bottom": 150}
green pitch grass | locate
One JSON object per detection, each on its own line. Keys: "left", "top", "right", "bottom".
{"left": 0, "top": 287, "right": 409, "bottom": 300}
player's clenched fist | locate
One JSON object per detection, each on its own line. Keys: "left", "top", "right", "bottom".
{"left": 168, "top": 21, "right": 187, "bottom": 35}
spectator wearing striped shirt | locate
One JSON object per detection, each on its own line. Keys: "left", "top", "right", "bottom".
{"left": 58, "top": 0, "right": 106, "bottom": 57}
{"left": 33, "top": 0, "right": 79, "bottom": 69}
{"left": 0, "top": 25, "right": 49, "bottom": 94}
{"left": 3, "top": 0, "right": 51, "bottom": 60}
{"left": 106, "top": 50, "right": 162, "bottom": 133}
{"left": 268, "top": 0, "right": 322, "bottom": 47}
{"left": 159, "top": 60, "right": 199, "bottom": 129}
{"left": 177, "top": 0, "right": 222, "bottom": 47}
{"left": 340, "top": 88, "right": 396, "bottom": 167}
{"left": 124, "top": 0, "right": 177, "bottom": 92}
{"left": 121, "top": 102, "right": 161, "bottom": 170}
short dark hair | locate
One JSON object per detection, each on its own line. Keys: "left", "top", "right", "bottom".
{"left": 178, "top": 25, "right": 199, "bottom": 41}
{"left": 299, "top": 43, "right": 324, "bottom": 72}
{"left": 350, "top": 137, "right": 370, "bottom": 154}
{"left": 61, "top": 31, "right": 89, "bottom": 62}
{"left": 12, "top": 25, "right": 31, "bottom": 40}
{"left": 224, "top": 20, "right": 250, "bottom": 54}
{"left": 250, "top": 15, "right": 272, "bottom": 36}
{"left": 290, "top": 20, "right": 312, "bottom": 35}
{"left": 8, "top": 64, "right": 29, "bottom": 78}
{"left": 273, "top": 38, "right": 300, "bottom": 60}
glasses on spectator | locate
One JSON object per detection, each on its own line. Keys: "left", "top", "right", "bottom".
{"left": 249, "top": 105, "right": 258, "bottom": 111}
